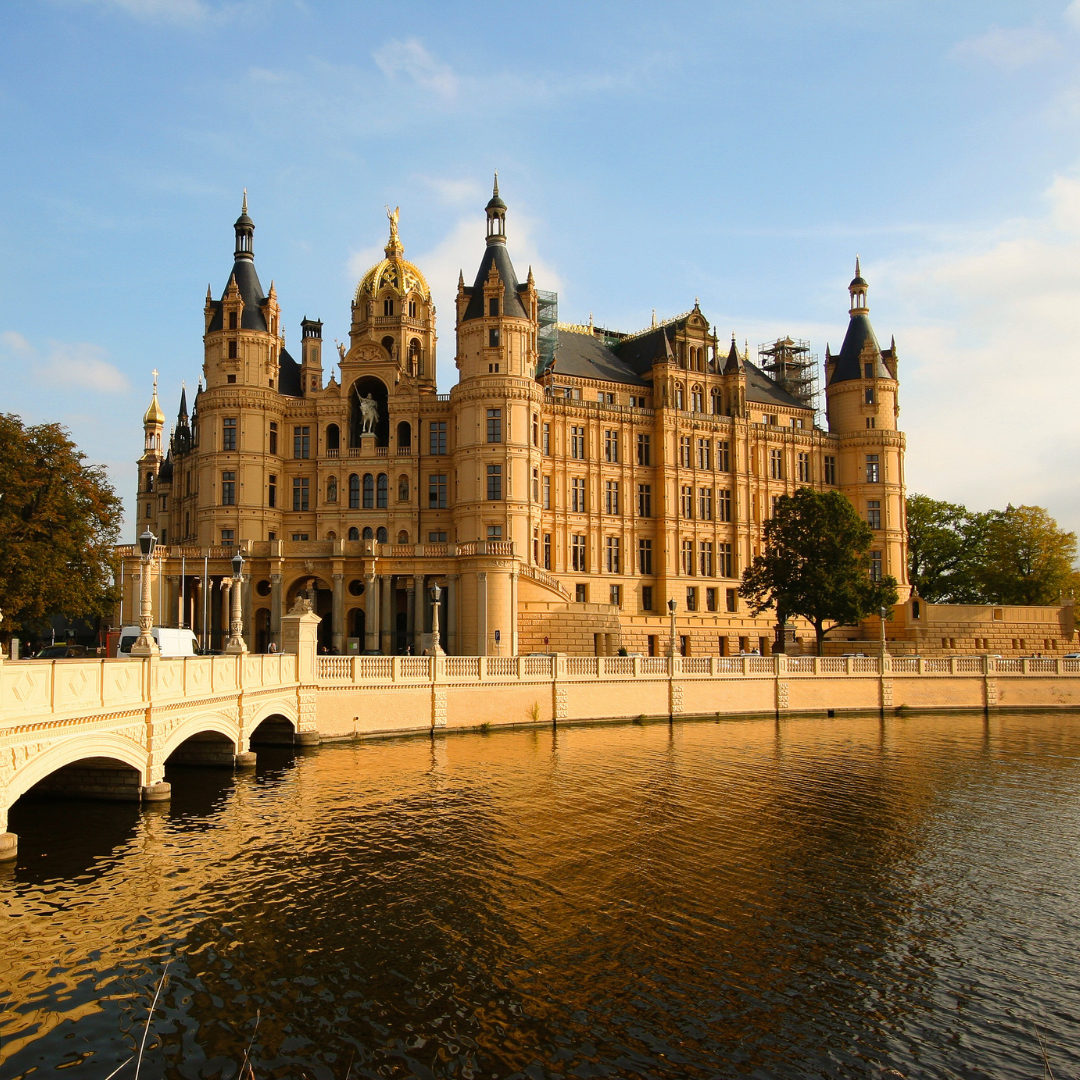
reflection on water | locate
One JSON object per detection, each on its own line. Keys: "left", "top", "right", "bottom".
{"left": 3, "top": 713, "right": 1080, "bottom": 1079}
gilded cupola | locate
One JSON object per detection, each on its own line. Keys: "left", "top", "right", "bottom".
{"left": 354, "top": 207, "right": 432, "bottom": 305}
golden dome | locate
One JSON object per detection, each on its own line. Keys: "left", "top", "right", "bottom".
{"left": 143, "top": 375, "right": 166, "bottom": 427}
{"left": 354, "top": 208, "right": 431, "bottom": 305}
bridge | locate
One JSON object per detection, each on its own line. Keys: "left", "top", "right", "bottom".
{"left": 3, "top": 595, "right": 1080, "bottom": 861}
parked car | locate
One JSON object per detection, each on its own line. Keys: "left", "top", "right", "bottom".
{"left": 115, "top": 627, "right": 203, "bottom": 658}
{"left": 34, "top": 644, "right": 88, "bottom": 659}
{"left": 1063, "top": 653, "right": 1080, "bottom": 659}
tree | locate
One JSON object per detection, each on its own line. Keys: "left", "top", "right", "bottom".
{"left": 0, "top": 414, "right": 122, "bottom": 641}
{"left": 739, "top": 488, "right": 899, "bottom": 655}
{"left": 906, "top": 494, "right": 990, "bottom": 603}
{"left": 979, "top": 504, "right": 1077, "bottom": 605}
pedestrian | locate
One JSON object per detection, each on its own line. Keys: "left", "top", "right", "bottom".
{"left": 267, "top": 641, "right": 277, "bottom": 654}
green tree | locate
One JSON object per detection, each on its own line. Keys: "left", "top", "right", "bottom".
{"left": 0, "top": 414, "right": 122, "bottom": 641}
{"left": 739, "top": 488, "right": 899, "bottom": 655}
{"left": 979, "top": 504, "right": 1077, "bottom": 605}
{"left": 906, "top": 494, "right": 990, "bottom": 603}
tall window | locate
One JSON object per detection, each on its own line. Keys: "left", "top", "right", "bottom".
{"left": 824, "top": 455, "right": 837, "bottom": 485}
{"left": 292, "top": 477, "right": 309, "bottom": 511}
{"left": 571, "top": 534, "right": 587, "bottom": 572}
{"left": 717, "top": 440, "right": 730, "bottom": 472}
{"left": 487, "top": 464, "right": 502, "bottom": 500}
{"left": 377, "top": 473, "right": 388, "bottom": 508}
{"left": 675, "top": 384, "right": 684, "bottom": 409}
{"left": 532, "top": 468, "right": 540, "bottom": 502}
{"left": 268, "top": 474, "right": 277, "bottom": 508}
{"left": 488, "top": 328, "right": 500, "bottom": 348}
{"left": 604, "top": 480, "right": 619, "bottom": 515}
{"left": 726, "top": 588, "right": 738, "bottom": 612}
{"left": 867, "top": 500, "right": 881, "bottom": 530}
{"left": 865, "top": 386, "right": 875, "bottom": 405}
{"left": 610, "top": 585, "right": 622, "bottom": 607}
{"left": 691, "top": 388, "right": 704, "bottom": 413}
{"left": 532, "top": 414, "right": 539, "bottom": 446}
{"left": 642, "top": 585, "right": 654, "bottom": 611}
{"left": 543, "top": 533, "right": 551, "bottom": 570}
{"left": 718, "top": 489, "right": 731, "bottom": 522}
{"left": 604, "top": 430, "right": 619, "bottom": 463}
{"left": 699, "top": 541, "right": 713, "bottom": 577}
{"left": 221, "top": 471, "right": 236, "bottom": 505}
{"left": 571, "top": 426, "right": 585, "bottom": 459}
{"left": 487, "top": 409, "right": 502, "bottom": 443}
{"left": 489, "top": 297, "right": 499, "bottom": 317}
{"left": 718, "top": 542, "right": 733, "bottom": 578}
{"left": 712, "top": 389, "right": 722, "bottom": 415}
{"left": 383, "top": 298, "right": 394, "bottom": 316}
{"left": 268, "top": 421, "right": 278, "bottom": 455}
{"left": 294, "top": 426, "right": 310, "bottom": 459}
{"left": 681, "top": 486, "right": 693, "bottom": 518}
{"left": 697, "top": 439, "right": 710, "bottom": 470}
{"left": 638, "top": 538, "right": 653, "bottom": 575}
{"left": 686, "top": 587, "right": 697, "bottom": 612}
{"left": 866, "top": 455, "right": 880, "bottom": 483}
{"left": 770, "top": 448, "right": 783, "bottom": 480}
{"left": 542, "top": 475, "right": 551, "bottom": 510}
{"left": 797, "top": 452, "right": 810, "bottom": 482}
{"left": 681, "top": 539, "right": 694, "bottom": 576}
{"left": 429, "top": 421, "right": 447, "bottom": 455}
{"left": 429, "top": 474, "right": 447, "bottom": 509}
{"left": 637, "top": 433, "right": 650, "bottom": 466}
{"left": 542, "top": 422, "right": 551, "bottom": 455}
{"left": 222, "top": 417, "right": 237, "bottom": 451}
{"left": 348, "top": 474, "right": 360, "bottom": 508}
{"left": 605, "top": 536, "right": 620, "bottom": 573}
{"left": 637, "top": 484, "right": 651, "bottom": 518}
{"left": 362, "top": 473, "right": 374, "bottom": 508}
{"left": 870, "top": 551, "right": 883, "bottom": 581}
{"left": 571, "top": 477, "right": 586, "bottom": 513}
{"left": 679, "top": 436, "right": 691, "bottom": 468}
{"left": 409, "top": 299, "right": 417, "bottom": 318}
{"left": 698, "top": 488, "right": 712, "bottom": 520}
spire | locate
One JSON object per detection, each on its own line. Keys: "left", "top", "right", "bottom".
{"left": 234, "top": 191, "right": 254, "bottom": 261}
{"left": 485, "top": 172, "right": 507, "bottom": 245}
{"left": 178, "top": 382, "right": 188, "bottom": 420}
{"left": 723, "top": 334, "right": 744, "bottom": 375}
{"left": 849, "top": 254, "right": 868, "bottom": 316}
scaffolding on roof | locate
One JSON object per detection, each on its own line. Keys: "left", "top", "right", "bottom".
{"left": 537, "top": 291, "right": 558, "bottom": 373}
{"left": 757, "top": 336, "right": 821, "bottom": 420}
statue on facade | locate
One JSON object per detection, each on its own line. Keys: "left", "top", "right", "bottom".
{"left": 359, "top": 393, "right": 378, "bottom": 434}
{"left": 327, "top": 477, "right": 337, "bottom": 503}
{"left": 336, "top": 340, "right": 346, "bottom": 361}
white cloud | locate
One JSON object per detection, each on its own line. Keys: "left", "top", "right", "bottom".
{"left": 951, "top": 24, "right": 1060, "bottom": 70}
{"left": 1066, "top": 0, "right": 1080, "bottom": 31}
{"left": 373, "top": 39, "right": 459, "bottom": 102}
{"left": 420, "top": 176, "right": 485, "bottom": 206}
{"left": 65, "top": 0, "right": 213, "bottom": 22}
{"left": 874, "top": 169, "right": 1080, "bottom": 535}
{"left": 0, "top": 335, "right": 130, "bottom": 394}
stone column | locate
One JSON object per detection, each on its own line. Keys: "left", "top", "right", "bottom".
{"left": 270, "top": 572, "right": 283, "bottom": 649}
{"left": 412, "top": 575, "right": 424, "bottom": 654}
{"left": 446, "top": 575, "right": 458, "bottom": 656}
{"left": 364, "top": 573, "right": 379, "bottom": 653}
{"left": 242, "top": 575, "right": 253, "bottom": 652}
{"left": 510, "top": 571, "right": 519, "bottom": 656}
{"left": 477, "top": 572, "right": 488, "bottom": 656}
{"left": 332, "top": 572, "right": 345, "bottom": 654}
{"left": 406, "top": 577, "right": 416, "bottom": 654}
{"left": 220, "top": 579, "right": 231, "bottom": 652}
{"left": 380, "top": 575, "right": 394, "bottom": 654}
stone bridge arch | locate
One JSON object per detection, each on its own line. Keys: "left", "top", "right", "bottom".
{"left": 160, "top": 710, "right": 243, "bottom": 770}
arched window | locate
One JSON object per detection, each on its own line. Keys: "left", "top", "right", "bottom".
{"left": 349, "top": 474, "right": 360, "bottom": 509}
{"left": 397, "top": 530, "right": 409, "bottom": 544}
{"left": 376, "top": 527, "right": 388, "bottom": 543}
{"left": 146, "top": 473, "right": 154, "bottom": 492}
{"left": 398, "top": 475, "right": 409, "bottom": 502}
{"left": 326, "top": 423, "right": 340, "bottom": 452}
{"left": 691, "top": 385, "right": 704, "bottom": 413}
{"left": 675, "top": 384, "right": 684, "bottom": 410}
{"left": 377, "top": 473, "right": 388, "bottom": 508}
{"left": 348, "top": 527, "right": 359, "bottom": 541}
{"left": 712, "top": 389, "right": 722, "bottom": 415}
{"left": 326, "top": 531, "right": 337, "bottom": 541}
{"left": 363, "top": 473, "right": 374, "bottom": 509}
{"left": 362, "top": 527, "right": 373, "bottom": 540}
{"left": 397, "top": 420, "right": 411, "bottom": 448}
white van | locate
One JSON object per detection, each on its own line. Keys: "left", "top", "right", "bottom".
{"left": 116, "top": 627, "right": 203, "bottom": 658}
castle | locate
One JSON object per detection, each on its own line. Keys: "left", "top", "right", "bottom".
{"left": 130, "top": 182, "right": 909, "bottom": 656}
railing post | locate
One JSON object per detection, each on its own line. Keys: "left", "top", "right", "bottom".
{"left": 741, "top": 656, "right": 749, "bottom": 676}
{"left": 391, "top": 656, "right": 401, "bottom": 683}
{"left": 813, "top": 656, "right": 821, "bottom": 676}
{"left": 633, "top": 656, "right": 642, "bottom": 678}
{"left": 1021, "top": 657, "right": 1029, "bottom": 675}
{"left": 517, "top": 656, "right": 523, "bottom": 679}
{"left": 845, "top": 656, "right": 853, "bottom": 675}
{"left": 949, "top": 656, "right": 957, "bottom": 675}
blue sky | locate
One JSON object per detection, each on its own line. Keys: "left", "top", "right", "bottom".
{"left": 3, "top": 0, "right": 1080, "bottom": 538}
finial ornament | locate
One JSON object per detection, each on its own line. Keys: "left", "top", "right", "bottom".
{"left": 493, "top": 171, "right": 499, "bottom": 197}
{"left": 855, "top": 254, "right": 860, "bottom": 277}
{"left": 242, "top": 189, "right": 248, "bottom": 214}
{"left": 152, "top": 369, "right": 159, "bottom": 391}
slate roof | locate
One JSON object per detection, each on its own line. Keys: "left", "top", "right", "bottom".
{"left": 828, "top": 313, "right": 890, "bottom": 384}
{"left": 548, "top": 330, "right": 647, "bottom": 386}
{"left": 278, "top": 347, "right": 303, "bottom": 397}
{"left": 461, "top": 243, "right": 528, "bottom": 322}
{"left": 613, "top": 322, "right": 678, "bottom": 376}
{"left": 744, "top": 359, "right": 809, "bottom": 409}
{"left": 206, "top": 258, "right": 269, "bottom": 333}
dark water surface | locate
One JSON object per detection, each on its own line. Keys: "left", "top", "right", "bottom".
{"left": 3, "top": 713, "right": 1080, "bottom": 1079}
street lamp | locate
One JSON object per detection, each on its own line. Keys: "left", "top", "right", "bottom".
{"left": 131, "top": 529, "right": 159, "bottom": 656}
{"left": 668, "top": 597, "right": 678, "bottom": 659}
{"left": 224, "top": 550, "right": 248, "bottom": 654}
{"left": 429, "top": 582, "right": 445, "bottom": 656}
{"left": 879, "top": 604, "right": 890, "bottom": 661}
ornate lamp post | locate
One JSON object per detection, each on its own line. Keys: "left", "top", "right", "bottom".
{"left": 879, "top": 604, "right": 890, "bottom": 661}
{"left": 668, "top": 597, "right": 678, "bottom": 659}
{"left": 429, "top": 582, "right": 445, "bottom": 656}
{"left": 224, "top": 550, "right": 248, "bottom": 654}
{"left": 131, "top": 529, "right": 160, "bottom": 657}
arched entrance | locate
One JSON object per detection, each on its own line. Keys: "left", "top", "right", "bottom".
{"left": 286, "top": 577, "right": 333, "bottom": 651}
{"left": 349, "top": 607, "right": 365, "bottom": 652}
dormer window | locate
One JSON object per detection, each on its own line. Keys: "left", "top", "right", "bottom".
{"left": 229, "top": 312, "right": 238, "bottom": 330}
{"left": 489, "top": 297, "right": 499, "bottom": 317}
{"left": 864, "top": 363, "right": 873, "bottom": 378}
